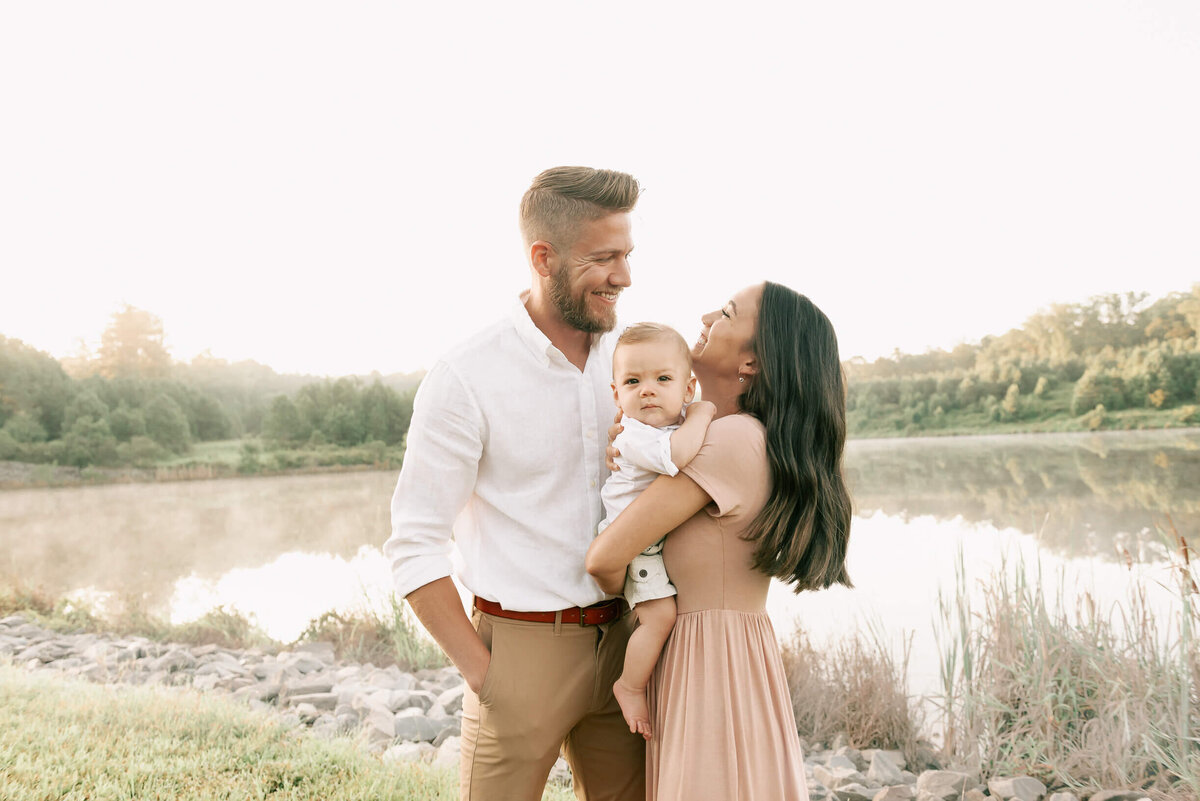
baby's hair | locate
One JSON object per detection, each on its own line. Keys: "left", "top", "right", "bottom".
{"left": 615, "top": 322, "right": 693, "bottom": 370}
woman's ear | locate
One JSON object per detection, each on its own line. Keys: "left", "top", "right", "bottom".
{"left": 738, "top": 357, "right": 758, "bottom": 382}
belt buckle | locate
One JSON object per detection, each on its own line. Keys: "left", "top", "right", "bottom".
{"left": 578, "top": 605, "right": 588, "bottom": 627}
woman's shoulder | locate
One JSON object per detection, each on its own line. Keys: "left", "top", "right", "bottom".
{"left": 696, "top": 413, "right": 766, "bottom": 464}
{"left": 706, "top": 413, "right": 766, "bottom": 446}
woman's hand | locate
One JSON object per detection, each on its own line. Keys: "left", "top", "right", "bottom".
{"left": 606, "top": 410, "right": 624, "bottom": 471}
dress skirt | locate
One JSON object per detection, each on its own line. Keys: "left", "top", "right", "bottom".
{"left": 646, "top": 609, "right": 809, "bottom": 801}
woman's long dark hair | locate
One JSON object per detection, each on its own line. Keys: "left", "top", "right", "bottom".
{"left": 739, "top": 282, "right": 853, "bottom": 591}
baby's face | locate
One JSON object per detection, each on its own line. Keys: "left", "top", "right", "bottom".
{"left": 612, "top": 340, "right": 696, "bottom": 428}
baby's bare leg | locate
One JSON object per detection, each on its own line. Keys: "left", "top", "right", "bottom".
{"left": 613, "top": 595, "right": 677, "bottom": 740}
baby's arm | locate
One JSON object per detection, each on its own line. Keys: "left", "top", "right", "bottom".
{"left": 669, "top": 401, "right": 716, "bottom": 470}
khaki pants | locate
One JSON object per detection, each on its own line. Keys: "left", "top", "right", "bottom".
{"left": 460, "top": 607, "right": 646, "bottom": 801}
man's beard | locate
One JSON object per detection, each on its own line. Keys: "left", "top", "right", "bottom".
{"left": 549, "top": 265, "right": 616, "bottom": 334}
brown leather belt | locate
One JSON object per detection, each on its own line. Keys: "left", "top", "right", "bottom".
{"left": 473, "top": 596, "right": 624, "bottom": 626}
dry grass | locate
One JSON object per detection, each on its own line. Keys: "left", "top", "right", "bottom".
{"left": 0, "top": 582, "right": 444, "bottom": 671}
{"left": 297, "top": 596, "right": 447, "bottom": 672}
{"left": 935, "top": 534, "right": 1200, "bottom": 800}
{"left": 781, "top": 621, "right": 922, "bottom": 763}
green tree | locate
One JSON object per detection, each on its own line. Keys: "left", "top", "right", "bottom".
{"left": 324, "top": 403, "right": 364, "bottom": 446}
{"left": 63, "top": 389, "right": 110, "bottom": 430}
{"left": 60, "top": 416, "right": 119, "bottom": 467}
{"left": 143, "top": 394, "right": 191, "bottom": 454}
{"left": 262, "top": 396, "right": 311, "bottom": 445}
{"left": 108, "top": 401, "right": 147, "bottom": 442}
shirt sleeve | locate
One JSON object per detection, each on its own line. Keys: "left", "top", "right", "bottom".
{"left": 681, "top": 414, "right": 767, "bottom": 518}
{"left": 613, "top": 416, "right": 679, "bottom": 477}
{"left": 384, "top": 360, "right": 485, "bottom": 598}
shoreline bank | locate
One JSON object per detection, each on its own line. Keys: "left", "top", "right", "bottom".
{"left": 4, "top": 425, "right": 1199, "bottom": 490}
{"left": 0, "top": 613, "right": 1166, "bottom": 801}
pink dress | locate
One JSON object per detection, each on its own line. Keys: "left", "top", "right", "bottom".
{"left": 647, "top": 414, "right": 809, "bottom": 801}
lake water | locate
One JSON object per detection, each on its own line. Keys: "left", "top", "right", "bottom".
{"left": 3, "top": 429, "right": 1198, "bottom": 706}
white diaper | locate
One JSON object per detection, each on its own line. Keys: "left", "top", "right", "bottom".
{"left": 623, "top": 540, "right": 677, "bottom": 608}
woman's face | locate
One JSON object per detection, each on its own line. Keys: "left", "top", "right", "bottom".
{"left": 691, "top": 283, "right": 763, "bottom": 377}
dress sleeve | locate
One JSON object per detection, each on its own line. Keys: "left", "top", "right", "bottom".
{"left": 681, "top": 414, "right": 767, "bottom": 518}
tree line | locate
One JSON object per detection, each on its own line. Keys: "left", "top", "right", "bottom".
{"left": 845, "top": 285, "right": 1200, "bottom": 434}
{"left": 0, "top": 306, "right": 420, "bottom": 468}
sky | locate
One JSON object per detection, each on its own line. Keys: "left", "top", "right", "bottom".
{"left": 2, "top": 1, "right": 1197, "bottom": 377}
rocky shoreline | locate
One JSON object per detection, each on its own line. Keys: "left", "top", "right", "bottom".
{"left": 0, "top": 614, "right": 1152, "bottom": 801}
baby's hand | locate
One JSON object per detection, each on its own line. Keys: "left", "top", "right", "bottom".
{"left": 606, "top": 410, "right": 623, "bottom": 471}
{"left": 686, "top": 400, "right": 717, "bottom": 420}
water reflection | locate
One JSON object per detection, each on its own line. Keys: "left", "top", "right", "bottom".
{"left": 1, "top": 430, "right": 1197, "bottom": 666}
{"left": 846, "top": 430, "right": 1200, "bottom": 562}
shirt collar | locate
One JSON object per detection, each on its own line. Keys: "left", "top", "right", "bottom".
{"left": 510, "top": 291, "right": 611, "bottom": 368}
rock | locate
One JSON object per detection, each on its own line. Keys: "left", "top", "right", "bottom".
{"left": 0, "top": 614, "right": 30, "bottom": 627}
{"left": 900, "top": 771, "right": 919, "bottom": 784}
{"left": 834, "top": 783, "right": 876, "bottom": 801}
{"left": 287, "top": 692, "right": 338, "bottom": 711}
{"left": 867, "top": 752, "right": 906, "bottom": 786}
{"left": 288, "top": 676, "right": 335, "bottom": 696}
{"left": 1046, "top": 794, "right": 1079, "bottom": 801}
{"left": 873, "top": 787, "right": 916, "bottom": 801}
{"left": 815, "top": 765, "right": 869, "bottom": 790}
{"left": 433, "top": 736, "right": 460, "bottom": 767}
{"left": 916, "top": 771, "right": 973, "bottom": 800}
{"left": 193, "top": 674, "right": 221, "bottom": 692}
{"left": 989, "top": 776, "right": 1047, "bottom": 801}
{"left": 809, "top": 785, "right": 833, "bottom": 801}
{"left": 863, "top": 749, "right": 908, "bottom": 771}
{"left": 234, "top": 682, "right": 281, "bottom": 704}
{"left": 1087, "top": 793, "right": 1151, "bottom": 801}
{"left": 829, "top": 755, "right": 860, "bottom": 771}
{"left": 364, "top": 707, "right": 397, "bottom": 745}
{"left": 836, "top": 746, "right": 866, "bottom": 771}
{"left": 294, "top": 703, "right": 319, "bottom": 725}
{"left": 150, "top": 650, "right": 197, "bottom": 673}
{"left": 395, "top": 690, "right": 436, "bottom": 712}
{"left": 964, "top": 790, "right": 987, "bottom": 801}
{"left": 311, "top": 715, "right": 339, "bottom": 739}
{"left": 393, "top": 715, "right": 445, "bottom": 743}
{"left": 382, "top": 742, "right": 432, "bottom": 763}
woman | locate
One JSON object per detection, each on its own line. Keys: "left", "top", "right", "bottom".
{"left": 586, "top": 281, "right": 853, "bottom": 800}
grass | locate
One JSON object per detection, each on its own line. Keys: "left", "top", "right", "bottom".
{"left": 0, "top": 666, "right": 573, "bottom": 801}
{"left": 781, "top": 621, "right": 922, "bottom": 764}
{"left": 934, "top": 532, "right": 1200, "bottom": 800}
{"left": 0, "top": 584, "right": 447, "bottom": 672}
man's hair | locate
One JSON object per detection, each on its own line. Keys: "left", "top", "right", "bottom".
{"left": 615, "top": 322, "right": 692, "bottom": 370}
{"left": 519, "top": 167, "right": 641, "bottom": 249}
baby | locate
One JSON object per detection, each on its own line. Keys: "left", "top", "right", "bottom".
{"left": 600, "top": 322, "right": 715, "bottom": 739}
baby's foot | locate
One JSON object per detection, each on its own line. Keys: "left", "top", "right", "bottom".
{"left": 613, "top": 679, "right": 652, "bottom": 740}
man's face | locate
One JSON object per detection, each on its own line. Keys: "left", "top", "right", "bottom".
{"left": 548, "top": 213, "right": 633, "bottom": 334}
{"left": 612, "top": 340, "right": 696, "bottom": 428}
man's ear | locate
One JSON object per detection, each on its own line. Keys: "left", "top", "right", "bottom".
{"left": 684, "top": 376, "right": 697, "bottom": 404}
{"left": 529, "top": 241, "right": 556, "bottom": 278}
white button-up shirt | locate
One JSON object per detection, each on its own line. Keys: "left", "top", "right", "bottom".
{"left": 384, "top": 296, "right": 617, "bottom": 611}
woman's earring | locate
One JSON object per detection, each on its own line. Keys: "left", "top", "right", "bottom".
{"left": 738, "top": 376, "right": 745, "bottom": 383}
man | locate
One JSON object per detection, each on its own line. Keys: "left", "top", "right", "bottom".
{"left": 384, "top": 166, "right": 645, "bottom": 800}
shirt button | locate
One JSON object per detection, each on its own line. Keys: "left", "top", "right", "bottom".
{"left": 590, "top": 480, "right": 597, "bottom": 488}
{"left": 586, "top": 430, "right": 595, "bottom": 439}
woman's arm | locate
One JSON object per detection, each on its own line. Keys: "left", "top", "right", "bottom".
{"left": 586, "top": 472, "right": 712, "bottom": 594}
